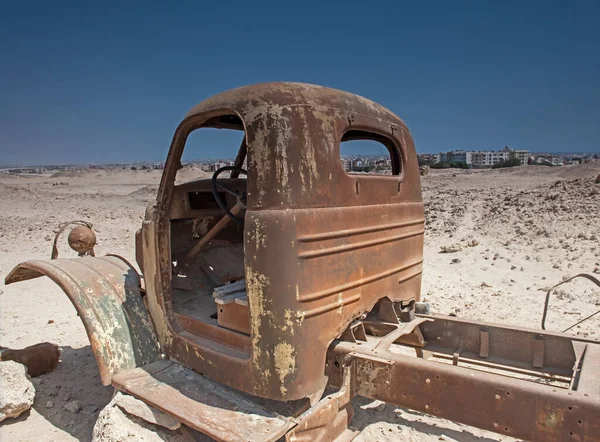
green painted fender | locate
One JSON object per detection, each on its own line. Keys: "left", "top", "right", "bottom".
{"left": 5, "top": 255, "right": 160, "bottom": 385}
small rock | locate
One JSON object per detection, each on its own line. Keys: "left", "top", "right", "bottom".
{"left": 374, "top": 402, "right": 386, "bottom": 412}
{"left": 0, "top": 361, "right": 35, "bottom": 422}
{"left": 47, "top": 319, "right": 55, "bottom": 324}
{"left": 45, "top": 400, "right": 54, "bottom": 409}
{"left": 64, "top": 400, "right": 82, "bottom": 414}
{"left": 440, "top": 244, "right": 461, "bottom": 253}
{"left": 451, "top": 258, "right": 461, "bottom": 264}
{"left": 83, "top": 405, "right": 99, "bottom": 415}
{"left": 92, "top": 396, "right": 196, "bottom": 442}
{"left": 114, "top": 392, "right": 181, "bottom": 431}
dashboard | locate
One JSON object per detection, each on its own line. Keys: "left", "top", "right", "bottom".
{"left": 169, "top": 178, "right": 247, "bottom": 220}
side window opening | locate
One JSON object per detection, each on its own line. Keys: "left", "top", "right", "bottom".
{"left": 176, "top": 115, "right": 246, "bottom": 185}
{"left": 340, "top": 130, "right": 401, "bottom": 175}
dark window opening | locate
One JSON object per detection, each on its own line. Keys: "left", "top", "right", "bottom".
{"left": 340, "top": 130, "right": 401, "bottom": 176}
{"left": 188, "top": 191, "right": 225, "bottom": 210}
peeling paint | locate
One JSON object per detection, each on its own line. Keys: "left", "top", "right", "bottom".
{"left": 282, "top": 309, "right": 295, "bottom": 335}
{"left": 273, "top": 342, "right": 295, "bottom": 396}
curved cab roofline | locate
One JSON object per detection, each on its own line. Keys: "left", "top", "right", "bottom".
{"left": 184, "top": 82, "right": 408, "bottom": 128}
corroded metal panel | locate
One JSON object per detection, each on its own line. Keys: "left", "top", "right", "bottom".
{"left": 327, "top": 339, "right": 600, "bottom": 442}
{"left": 112, "top": 360, "right": 295, "bottom": 442}
{"left": 5, "top": 255, "right": 160, "bottom": 384}
{"left": 154, "top": 82, "right": 425, "bottom": 402}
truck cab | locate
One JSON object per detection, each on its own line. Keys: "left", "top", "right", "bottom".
{"left": 138, "top": 82, "right": 424, "bottom": 402}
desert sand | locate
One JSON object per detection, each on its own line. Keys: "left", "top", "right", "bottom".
{"left": 1, "top": 162, "right": 599, "bottom": 441}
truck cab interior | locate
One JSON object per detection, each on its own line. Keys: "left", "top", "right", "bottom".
{"left": 168, "top": 114, "right": 251, "bottom": 336}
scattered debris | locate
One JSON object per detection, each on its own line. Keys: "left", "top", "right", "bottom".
{"left": 0, "top": 342, "right": 60, "bottom": 377}
{"left": 440, "top": 244, "right": 462, "bottom": 253}
{"left": 64, "top": 399, "right": 82, "bottom": 414}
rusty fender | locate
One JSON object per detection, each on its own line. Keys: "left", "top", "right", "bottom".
{"left": 5, "top": 255, "right": 160, "bottom": 385}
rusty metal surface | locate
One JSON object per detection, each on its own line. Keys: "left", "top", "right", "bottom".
{"left": 417, "top": 313, "right": 593, "bottom": 375}
{"left": 67, "top": 225, "right": 96, "bottom": 255}
{"left": 50, "top": 220, "right": 96, "bottom": 259}
{"left": 575, "top": 344, "right": 600, "bottom": 395}
{"left": 327, "top": 336, "right": 600, "bottom": 442}
{"left": 5, "top": 255, "right": 160, "bottom": 385}
{"left": 112, "top": 360, "right": 296, "bottom": 442}
{"left": 0, "top": 343, "right": 60, "bottom": 377}
{"left": 217, "top": 300, "right": 251, "bottom": 335}
{"left": 286, "top": 363, "right": 358, "bottom": 442}
{"left": 140, "top": 82, "right": 424, "bottom": 402}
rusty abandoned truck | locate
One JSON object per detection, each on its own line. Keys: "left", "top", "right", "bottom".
{"left": 6, "top": 82, "right": 600, "bottom": 441}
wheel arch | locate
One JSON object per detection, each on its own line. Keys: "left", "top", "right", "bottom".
{"left": 5, "top": 255, "right": 160, "bottom": 385}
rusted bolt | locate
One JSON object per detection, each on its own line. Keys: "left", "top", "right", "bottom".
{"left": 425, "top": 378, "right": 431, "bottom": 384}
{"left": 493, "top": 422, "right": 499, "bottom": 428}
{"left": 495, "top": 394, "right": 501, "bottom": 400}
{"left": 425, "top": 404, "right": 430, "bottom": 410}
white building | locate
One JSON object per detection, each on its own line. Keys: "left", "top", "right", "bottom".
{"left": 449, "top": 150, "right": 472, "bottom": 165}
{"left": 513, "top": 150, "right": 529, "bottom": 164}
{"left": 341, "top": 158, "right": 352, "bottom": 172}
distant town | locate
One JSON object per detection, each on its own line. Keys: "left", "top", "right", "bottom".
{"left": 417, "top": 147, "right": 598, "bottom": 169}
{"left": 1, "top": 147, "right": 598, "bottom": 176}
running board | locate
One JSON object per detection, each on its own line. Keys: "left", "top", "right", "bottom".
{"left": 112, "top": 360, "right": 297, "bottom": 442}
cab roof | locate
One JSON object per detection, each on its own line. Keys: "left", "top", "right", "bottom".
{"left": 184, "top": 82, "right": 407, "bottom": 129}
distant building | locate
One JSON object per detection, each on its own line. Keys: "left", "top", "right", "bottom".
{"left": 418, "top": 153, "right": 440, "bottom": 164}
{"left": 341, "top": 158, "right": 352, "bottom": 172}
{"left": 212, "top": 162, "right": 228, "bottom": 171}
{"left": 448, "top": 150, "right": 472, "bottom": 165}
{"left": 470, "top": 147, "right": 529, "bottom": 168}
{"left": 512, "top": 150, "right": 529, "bottom": 164}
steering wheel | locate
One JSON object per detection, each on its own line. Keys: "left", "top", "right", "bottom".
{"left": 211, "top": 166, "right": 247, "bottom": 227}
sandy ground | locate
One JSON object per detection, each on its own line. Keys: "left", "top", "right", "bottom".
{"left": 0, "top": 163, "right": 599, "bottom": 441}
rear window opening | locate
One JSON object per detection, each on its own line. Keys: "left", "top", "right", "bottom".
{"left": 340, "top": 130, "right": 401, "bottom": 175}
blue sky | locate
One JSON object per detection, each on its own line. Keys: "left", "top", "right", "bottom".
{"left": 1, "top": 1, "right": 598, "bottom": 165}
